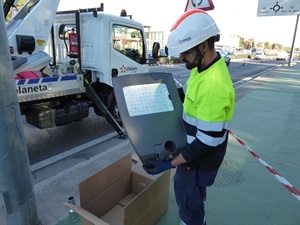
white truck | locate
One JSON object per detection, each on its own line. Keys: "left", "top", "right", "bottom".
{"left": 5, "top": 0, "right": 161, "bottom": 137}
{"left": 276, "top": 51, "right": 289, "bottom": 61}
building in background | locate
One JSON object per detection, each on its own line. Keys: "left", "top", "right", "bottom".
{"left": 144, "top": 27, "right": 166, "bottom": 53}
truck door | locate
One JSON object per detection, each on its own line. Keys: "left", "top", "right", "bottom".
{"left": 110, "top": 23, "right": 148, "bottom": 76}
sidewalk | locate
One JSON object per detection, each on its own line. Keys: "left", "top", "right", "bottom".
{"left": 2, "top": 62, "right": 299, "bottom": 225}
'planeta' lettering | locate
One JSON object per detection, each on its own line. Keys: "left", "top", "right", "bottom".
{"left": 17, "top": 85, "right": 48, "bottom": 94}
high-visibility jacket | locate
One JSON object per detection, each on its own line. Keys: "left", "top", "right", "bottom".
{"left": 181, "top": 55, "right": 235, "bottom": 170}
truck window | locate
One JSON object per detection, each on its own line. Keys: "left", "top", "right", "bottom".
{"left": 112, "top": 24, "right": 145, "bottom": 63}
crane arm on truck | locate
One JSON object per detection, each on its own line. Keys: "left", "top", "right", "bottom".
{"left": 84, "top": 79, "right": 126, "bottom": 139}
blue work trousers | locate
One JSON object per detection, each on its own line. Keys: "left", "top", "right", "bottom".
{"left": 174, "top": 165, "right": 218, "bottom": 225}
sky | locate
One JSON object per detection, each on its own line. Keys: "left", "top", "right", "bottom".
{"left": 58, "top": 0, "right": 300, "bottom": 48}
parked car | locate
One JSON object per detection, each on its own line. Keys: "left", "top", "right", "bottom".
{"left": 217, "top": 49, "right": 231, "bottom": 65}
{"left": 254, "top": 52, "right": 265, "bottom": 60}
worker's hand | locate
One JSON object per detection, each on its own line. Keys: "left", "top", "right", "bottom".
{"left": 143, "top": 160, "right": 175, "bottom": 175}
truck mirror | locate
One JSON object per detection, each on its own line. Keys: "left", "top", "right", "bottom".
{"left": 165, "top": 46, "right": 169, "bottom": 56}
{"left": 152, "top": 42, "right": 160, "bottom": 59}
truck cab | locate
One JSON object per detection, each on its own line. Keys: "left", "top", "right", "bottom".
{"left": 48, "top": 7, "right": 151, "bottom": 124}
{"left": 50, "top": 10, "right": 150, "bottom": 84}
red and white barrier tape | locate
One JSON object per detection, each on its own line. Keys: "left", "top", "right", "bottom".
{"left": 229, "top": 130, "right": 300, "bottom": 202}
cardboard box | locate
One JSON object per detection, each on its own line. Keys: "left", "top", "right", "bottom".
{"left": 65, "top": 153, "right": 171, "bottom": 225}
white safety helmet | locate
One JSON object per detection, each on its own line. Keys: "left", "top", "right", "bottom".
{"left": 167, "top": 9, "right": 220, "bottom": 56}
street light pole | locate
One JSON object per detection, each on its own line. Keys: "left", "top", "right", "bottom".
{"left": 0, "top": 2, "right": 40, "bottom": 225}
{"left": 288, "top": 14, "right": 299, "bottom": 67}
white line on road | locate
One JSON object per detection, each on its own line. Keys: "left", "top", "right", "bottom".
{"left": 30, "top": 132, "right": 118, "bottom": 172}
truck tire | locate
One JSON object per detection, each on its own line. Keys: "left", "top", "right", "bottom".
{"left": 106, "top": 98, "right": 123, "bottom": 126}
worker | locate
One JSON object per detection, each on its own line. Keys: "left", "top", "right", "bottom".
{"left": 143, "top": 9, "right": 235, "bottom": 225}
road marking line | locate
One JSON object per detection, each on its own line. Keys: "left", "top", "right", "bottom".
{"left": 30, "top": 132, "right": 118, "bottom": 172}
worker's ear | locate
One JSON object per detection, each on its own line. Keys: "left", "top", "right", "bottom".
{"left": 198, "top": 41, "right": 208, "bottom": 54}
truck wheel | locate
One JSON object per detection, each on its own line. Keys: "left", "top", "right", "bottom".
{"left": 106, "top": 99, "right": 123, "bottom": 126}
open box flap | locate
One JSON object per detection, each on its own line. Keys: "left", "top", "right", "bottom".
{"left": 64, "top": 202, "right": 109, "bottom": 225}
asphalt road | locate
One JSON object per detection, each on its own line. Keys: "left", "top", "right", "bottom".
{"left": 25, "top": 58, "right": 286, "bottom": 166}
